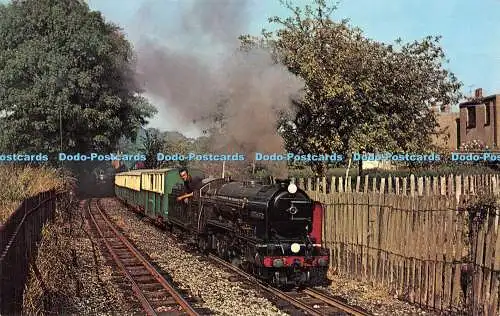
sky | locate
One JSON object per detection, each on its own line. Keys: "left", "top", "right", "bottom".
{"left": 83, "top": 0, "right": 499, "bottom": 136}
{"left": 2, "top": 0, "right": 498, "bottom": 136}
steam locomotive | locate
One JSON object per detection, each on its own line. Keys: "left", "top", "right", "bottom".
{"left": 115, "top": 168, "right": 330, "bottom": 288}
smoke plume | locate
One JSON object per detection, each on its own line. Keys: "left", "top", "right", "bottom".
{"left": 134, "top": 0, "right": 304, "bottom": 178}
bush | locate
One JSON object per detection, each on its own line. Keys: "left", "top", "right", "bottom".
{"left": 0, "top": 165, "right": 68, "bottom": 223}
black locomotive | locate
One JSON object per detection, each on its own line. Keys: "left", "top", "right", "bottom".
{"left": 168, "top": 177, "right": 330, "bottom": 288}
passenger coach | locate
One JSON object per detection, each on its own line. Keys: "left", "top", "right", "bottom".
{"left": 114, "top": 168, "right": 204, "bottom": 225}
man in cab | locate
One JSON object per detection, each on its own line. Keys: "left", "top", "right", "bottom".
{"left": 177, "top": 168, "right": 203, "bottom": 203}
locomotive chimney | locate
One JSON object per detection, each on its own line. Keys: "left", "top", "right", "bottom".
{"left": 475, "top": 88, "right": 483, "bottom": 99}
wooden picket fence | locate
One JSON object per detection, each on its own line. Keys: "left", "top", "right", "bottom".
{"left": 304, "top": 174, "right": 500, "bottom": 315}
{"left": 295, "top": 173, "right": 499, "bottom": 195}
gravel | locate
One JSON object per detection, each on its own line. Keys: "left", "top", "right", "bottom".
{"left": 69, "top": 200, "right": 136, "bottom": 315}
{"left": 100, "top": 197, "right": 288, "bottom": 316}
{"left": 324, "top": 272, "right": 448, "bottom": 316}
{"left": 22, "top": 199, "right": 136, "bottom": 315}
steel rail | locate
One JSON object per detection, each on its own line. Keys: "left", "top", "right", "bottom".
{"left": 303, "top": 287, "right": 371, "bottom": 316}
{"left": 207, "top": 253, "right": 373, "bottom": 316}
{"left": 207, "top": 254, "right": 323, "bottom": 316}
{"left": 88, "top": 199, "right": 199, "bottom": 316}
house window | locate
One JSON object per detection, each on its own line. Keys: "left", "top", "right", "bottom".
{"left": 467, "top": 107, "right": 476, "bottom": 128}
{"left": 485, "top": 104, "right": 491, "bottom": 126}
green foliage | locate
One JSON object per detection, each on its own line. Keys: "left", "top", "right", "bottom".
{"left": 240, "top": 0, "right": 462, "bottom": 175}
{"left": 141, "top": 128, "right": 164, "bottom": 169}
{"left": 0, "top": 0, "right": 156, "bottom": 156}
{"left": 362, "top": 165, "right": 498, "bottom": 178}
{"left": 462, "top": 189, "right": 498, "bottom": 230}
{"left": 459, "top": 189, "right": 499, "bottom": 263}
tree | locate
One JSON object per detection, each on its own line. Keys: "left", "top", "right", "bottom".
{"left": 161, "top": 132, "right": 191, "bottom": 168}
{"left": 0, "top": 0, "right": 156, "bottom": 157}
{"left": 241, "top": 0, "right": 462, "bottom": 175}
{"left": 141, "top": 128, "right": 164, "bottom": 169}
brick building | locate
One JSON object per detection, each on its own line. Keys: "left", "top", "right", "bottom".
{"left": 433, "top": 88, "right": 500, "bottom": 150}
{"left": 432, "top": 104, "right": 460, "bottom": 150}
{"left": 459, "top": 88, "right": 500, "bottom": 149}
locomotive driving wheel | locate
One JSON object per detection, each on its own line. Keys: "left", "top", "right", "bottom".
{"left": 231, "top": 257, "right": 241, "bottom": 267}
{"left": 215, "top": 237, "right": 227, "bottom": 260}
{"left": 240, "top": 261, "right": 252, "bottom": 273}
{"left": 198, "top": 236, "right": 209, "bottom": 254}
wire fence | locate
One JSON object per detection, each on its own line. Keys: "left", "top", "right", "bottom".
{"left": 0, "top": 190, "right": 67, "bottom": 315}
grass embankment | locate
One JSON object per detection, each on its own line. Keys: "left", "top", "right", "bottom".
{"left": 0, "top": 165, "right": 65, "bottom": 224}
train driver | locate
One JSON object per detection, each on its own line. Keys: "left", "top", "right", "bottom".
{"left": 177, "top": 168, "right": 203, "bottom": 203}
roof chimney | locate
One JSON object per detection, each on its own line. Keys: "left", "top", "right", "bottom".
{"left": 475, "top": 88, "right": 483, "bottom": 98}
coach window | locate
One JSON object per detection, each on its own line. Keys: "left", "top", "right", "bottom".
{"left": 485, "top": 103, "right": 491, "bottom": 126}
{"left": 467, "top": 106, "right": 476, "bottom": 128}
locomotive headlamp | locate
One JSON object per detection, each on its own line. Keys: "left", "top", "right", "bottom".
{"left": 287, "top": 183, "right": 297, "bottom": 194}
{"left": 291, "top": 243, "right": 301, "bottom": 253}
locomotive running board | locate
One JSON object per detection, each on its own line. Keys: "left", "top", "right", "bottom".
{"left": 206, "top": 220, "right": 235, "bottom": 232}
{"left": 168, "top": 218, "right": 192, "bottom": 230}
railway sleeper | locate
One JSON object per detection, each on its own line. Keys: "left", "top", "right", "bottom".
{"left": 155, "top": 309, "right": 186, "bottom": 316}
{"left": 117, "top": 253, "right": 136, "bottom": 260}
{"left": 141, "top": 289, "right": 172, "bottom": 298}
{"left": 127, "top": 266, "right": 150, "bottom": 272}
{"left": 138, "top": 283, "right": 164, "bottom": 291}
{"left": 149, "top": 297, "right": 181, "bottom": 306}
{"left": 120, "top": 258, "right": 141, "bottom": 265}
{"left": 128, "top": 269, "right": 151, "bottom": 277}
{"left": 110, "top": 244, "right": 128, "bottom": 249}
{"left": 134, "top": 275, "right": 156, "bottom": 283}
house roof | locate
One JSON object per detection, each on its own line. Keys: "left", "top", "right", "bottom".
{"left": 460, "top": 94, "right": 499, "bottom": 107}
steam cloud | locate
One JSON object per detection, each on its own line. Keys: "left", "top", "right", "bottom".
{"left": 134, "top": 0, "right": 304, "bottom": 178}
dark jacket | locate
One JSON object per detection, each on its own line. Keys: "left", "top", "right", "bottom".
{"left": 184, "top": 176, "right": 203, "bottom": 194}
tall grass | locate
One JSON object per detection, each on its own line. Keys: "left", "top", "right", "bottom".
{"left": 0, "top": 165, "right": 65, "bottom": 224}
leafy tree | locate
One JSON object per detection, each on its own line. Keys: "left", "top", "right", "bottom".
{"left": 240, "top": 0, "right": 462, "bottom": 175}
{"left": 161, "top": 133, "right": 191, "bottom": 168}
{"left": 0, "top": 0, "right": 156, "bottom": 157}
{"left": 141, "top": 128, "right": 164, "bottom": 169}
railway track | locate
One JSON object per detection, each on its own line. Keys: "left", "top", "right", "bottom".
{"left": 86, "top": 199, "right": 201, "bottom": 316}
{"left": 208, "top": 254, "right": 371, "bottom": 316}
